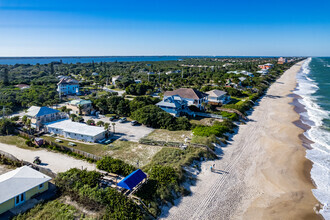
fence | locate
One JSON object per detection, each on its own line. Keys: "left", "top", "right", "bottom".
{"left": 0, "top": 150, "right": 57, "bottom": 178}
{"left": 44, "top": 140, "right": 103, "bottom": 161}
{"left": 16, "top": 130, "right": 103, "bottom": 162}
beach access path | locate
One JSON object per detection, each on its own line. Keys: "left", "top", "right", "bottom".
{"left": 161, "top": 61, "right": 320, "bottom": 220}
{"left": 0, "top": 142, "right": 96, "bottom": 173}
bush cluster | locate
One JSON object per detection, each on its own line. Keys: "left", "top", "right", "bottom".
{"left": 96, "top": 156, "right": 136, "bottom": 176}
{"left": 131, "top": 105, "right": 191, "bottom": 130}
{"left": 55, "top": 168, "right": 145, "bottom": 219}
{"left": 193, "top": 120, "right": 235, "bottom": 137}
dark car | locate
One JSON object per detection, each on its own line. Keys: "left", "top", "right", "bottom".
{"left": 119, "top": 117, "right": 127, "bottom": 123}
{"left": 131, "top": 120, "right": 138, "bottom": 126}
{"left": 109, "top": 116, "right": 116, "bottom": 121}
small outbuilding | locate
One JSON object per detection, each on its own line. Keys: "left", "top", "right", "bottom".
{"left": 117, "top": 169, "right": 147, "bottom": 191}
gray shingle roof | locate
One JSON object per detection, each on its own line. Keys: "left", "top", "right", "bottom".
{"left": 206, "top": 89, "right": 227, "bottom": 97}
{"left": 0, "top": 166, "right": 52, "bottom": 204}
{"left": 164, "top": 88, "right": 207, "bottom": 100}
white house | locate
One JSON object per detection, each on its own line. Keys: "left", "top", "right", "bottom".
{"left": 45, "top": 119, "right": 106, "bottom": 142}
{"left": 206, "top": 90, "right": 230, "bottom": 105}
{"left": 57, "top": 77, "right": 79, "bottom": 96}
{"left": 112, "top": 75, "right": 123, "bottom": 85}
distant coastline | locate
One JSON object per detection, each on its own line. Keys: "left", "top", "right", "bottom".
{"left": 0, "top": 55, "right": 288, "bottom": 65}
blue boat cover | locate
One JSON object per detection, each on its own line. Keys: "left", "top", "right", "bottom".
{"left": 118, "top": 169, "right": 147, "bottom": 190}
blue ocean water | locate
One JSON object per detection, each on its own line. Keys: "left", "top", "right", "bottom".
{"left": 295, "top": 57, "right": 330, "bottom": 219}
{"left": 0, "top": 56, "right": 186, "bottom": 65}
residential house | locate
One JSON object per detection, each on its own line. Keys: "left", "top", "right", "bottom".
{"left": 206, "top": 90, "right": 231, "bottom": 106}
{"left": 156, "top": 95, "right": 187, "bottom": 116}
{"left": 14, "top": 84, "right": 30, "bottom": 89}
{"left": 26, "top": 106, "right": 67, "bottom": 131}
{"left": 112, "top": 75, "right": 123, "bottom": 85}
{"left": 256, "top": 69, "right": 269, "bottom": 75}
{"left": 45, "top": 119, "right": 106, "bottom": 142}
{"left": 57, "top": 77, "right": 79, "bottom": 96}
{"left": 227, "top": 70, "right": 253, "bottom": 77}
{"left": 258, "top": 63, "right": 274, "bottom": 70}
{"left": 278, "top": 57, "right": 287, "bottom": 64}
{"left": 164, "top": 88, "right": 208, "bottom": 109}
{"left": 66, "top": 99, "right": 93, "bottom": 115}
{"left": 0, "top": 166, "right": 51, "bottom": 215}
{"left": 240, "top": 71, "right": 254, "bottom": 77}
{"left": 134, "top": 80, "right": 142, "bottom": 84}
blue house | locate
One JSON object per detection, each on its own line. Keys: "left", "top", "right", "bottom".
{"left": 57, "top": 77, "right": 79, "bottom": 96}
{"left": 156, "top": 95, "right": 187, "bottom": 117}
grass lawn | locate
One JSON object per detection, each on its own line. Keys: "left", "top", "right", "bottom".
{"left": 0, "top": 135, "right": 37, "bottom": 150}
{"left": 106, "top": 140, "right": 162, "bottom": 167}
{"left": 41, "top": 136, "right": 108, "bottom": 157}
{"left": 146, "top": 129, "right": 192, "bottom": 143}
{"left": 13, "top": 199, "right": 89, "bottom": 220}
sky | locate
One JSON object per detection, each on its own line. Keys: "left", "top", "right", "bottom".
{"left": 0, "top": 0, "right": 330, "bottom": 57}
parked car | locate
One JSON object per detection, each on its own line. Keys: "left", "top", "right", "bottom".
{"left": 109, "top": 116, "right": 117, "bottom": 121}
{"left": 55, "top": 139, "right": 63, "bottom": 143}
{"left": 68, "top": 142, "right": 77, "bottom": 146}
{"left": 119, "top": 117, "right": 127, "bottom": 123}
{"left": 131, "top": 120, "right": 138, "bottom": 126}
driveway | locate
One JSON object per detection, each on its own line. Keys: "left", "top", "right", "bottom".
{"left": 82, "top": 116, "right": 154, "bottom": 142}
{"left": 0, "top": 143, "right": 96, "bottom": 174}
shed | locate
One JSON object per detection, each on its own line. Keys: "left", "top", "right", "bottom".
{"left": 117, "top": 169, "right": 147, "bottom": 190}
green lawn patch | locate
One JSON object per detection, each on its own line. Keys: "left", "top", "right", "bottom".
{"left": 41, "top": 136, "right": 108, "bottom": 157}
{"left": 0, "top": 135, "right": 36, "bottom": 150}
{"left": 13, "top": 200, "right": 86, "bottom": 220}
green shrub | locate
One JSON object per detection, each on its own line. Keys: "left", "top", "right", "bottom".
{"left": 131, "top": 105, "right": 191, "bottom": 130}
{"left": 96, "top": 156, "right": 136, "bottom": 176}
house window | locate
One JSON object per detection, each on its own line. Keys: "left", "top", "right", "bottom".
{"left": 15, "top": 193, "right": 25, "bottom": 206}
{"left": 39, "top": 183, "right": 44, "bottom": 189}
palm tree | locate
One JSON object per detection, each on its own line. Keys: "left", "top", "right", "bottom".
{"left": 26, "top": 119, "right": 31, "bottom": 134}
{"left": 112, "top": 122, "right": 116, "bottom": 134}
{"left": 96, "top": 121, "right": 104, "bottom": 127}
{"left": 78, "top": 104, "right": 83, "bottom": 115}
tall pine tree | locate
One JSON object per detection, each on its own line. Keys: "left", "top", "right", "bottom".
{"left": 2, "top": 67, "right": 9, "bottom": 86}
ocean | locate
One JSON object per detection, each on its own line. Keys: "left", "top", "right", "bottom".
{"left": 295, "top": 57, "right": 330, "bottom": 219}
{"left": 0, "top": 56, "right": 186, "bottom": 65}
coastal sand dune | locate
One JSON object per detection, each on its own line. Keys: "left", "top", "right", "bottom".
{"left": 162, "top": 61, "right": 321, "bottom": 220}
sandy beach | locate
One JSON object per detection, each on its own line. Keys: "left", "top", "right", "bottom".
{"left": 162, "top": 60, "right": 321, "bottom": 220}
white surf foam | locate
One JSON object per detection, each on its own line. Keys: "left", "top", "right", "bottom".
{"left": 294, "top": 58, "right": 330, "bottom": 219}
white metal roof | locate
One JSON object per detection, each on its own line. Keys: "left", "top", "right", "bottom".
{"left": 0, "top": 166, "right": 51, "bottom": 204}
{"left": 45, "top": 119, "right": 105, "bottom": 137}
